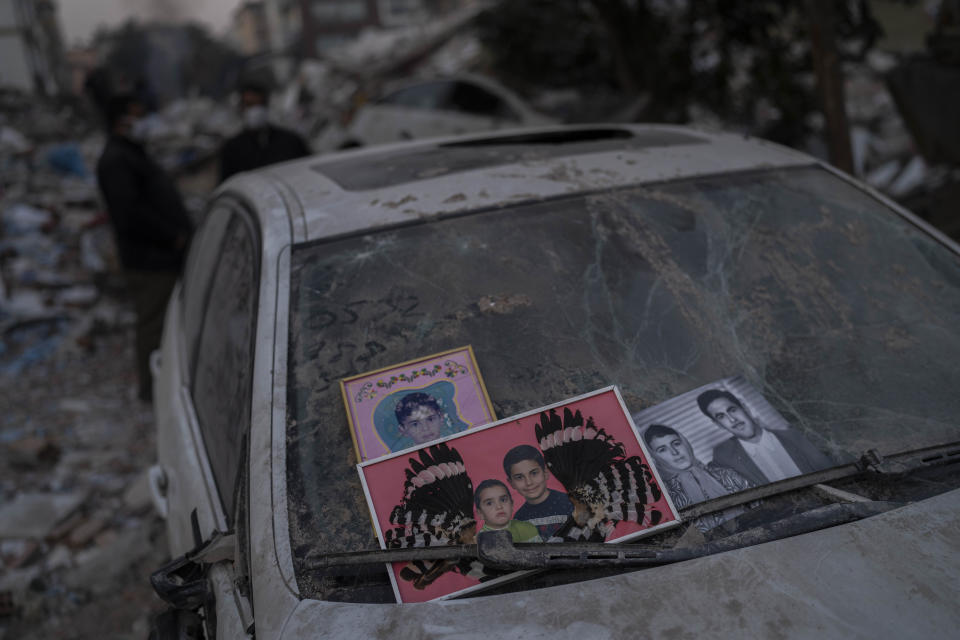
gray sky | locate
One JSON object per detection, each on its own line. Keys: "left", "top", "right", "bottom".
{"left": 58, "top": 0, "right": 240, "bottom": 47}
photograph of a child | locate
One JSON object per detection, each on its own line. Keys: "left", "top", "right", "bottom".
{"left": 341, "top": 346, "right": 496, "bottom": 461}
{"left": 375, "top": 384, "right": 469, "bottom": 451}
{"left": 474, "top": 479, "right": 543, "bottom": 542}
{"left": 358, "top": 387, "right": 679, "bottom": 603}
{"left": 633, "top": 375, "right": 837, "bottom": 533}
{"left": 502, "top": 445, "right": 573, "bottom": 540}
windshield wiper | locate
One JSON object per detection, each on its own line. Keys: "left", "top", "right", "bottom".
{"left": 308, "top": 501, "right": 898, "bottom": 572}
{"left": 475, "top": 500, "right": 899, "bottom": 570}
{"left": 306, "top": 439, "right": 960, "bottom": 573}
{"left": 682, "top": 440, "right": 960, "bottom": 519}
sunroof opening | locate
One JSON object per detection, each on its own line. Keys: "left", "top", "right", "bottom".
{"left": 312, "top": 128, "right": 706, "bottom": 191}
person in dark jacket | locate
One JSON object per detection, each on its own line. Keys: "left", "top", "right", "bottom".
{"left": 218, "top": 82, "right": 311, "bottom": 182}
{"left": 96, "top": 94, "right": 193, "bottom": 402}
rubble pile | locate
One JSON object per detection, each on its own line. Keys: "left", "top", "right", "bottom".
{"left": 138, "top": 97, "right": 240, "bottom": 176}
{"left": 838, "top": 51, "right": 956, "bottom": 201}
{"left": 288, "top": 10, "right": 959, "bottom": 231}
{"left": 283, "top": 7, "right": 489, "bottom": 152}
{"left": 0, "top": 117, "right": 167, "bottom": 639}
{"left": 683, "top": 47, "right": 959, "bottom": 219}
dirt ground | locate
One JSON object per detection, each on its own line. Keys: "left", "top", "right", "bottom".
{"left": 0, "top": 313, "right": 171, "bottom": 639}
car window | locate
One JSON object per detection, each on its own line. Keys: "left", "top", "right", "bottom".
{"left": 447, "top": 81, "right": 520, "bottom": 120}
{"left": 191, "top": 212, "right": 259, "bottom": 521}
{"left": 377, "top": 81, "right": 454, "bottom": 110}
{"left": 181, "top": 207, "right": 233, "bottom": 376}
{"left": 285, "top": 166, "right": 960, "bottom": 601}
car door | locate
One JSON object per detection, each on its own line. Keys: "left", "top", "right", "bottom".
{"left": 154, "top": 203, "right": 259, "bottom": 555}
{"left": 151, "top": 201, "right": 259, "bottom": 637}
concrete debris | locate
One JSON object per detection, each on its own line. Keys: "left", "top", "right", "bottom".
{"left": 121, "top": 471, "right": 154, "bottom": 515}
{"left": 0, "top": 566, "right": 41, "bottom": 612}
{"left": 45, "top": 511, "right": 87, "bottom": 544}
{"left": 55, "top": 286, "right": 99, "bottom": 309}
{"left": 65, "top": 512, "right": 111, "bottom": 549}
{"left": 64, "top": 526, "right": 156, "bottom": 597}
{"left": 78, "top": 229, "right": 110, "bottom": 274}
{"left": 0, "top": 492, "right": 87, "bottom": 540}
{"left": 0, "top": 110, "right": 166, "bottom": 630}
{"left": 1, "top": 205, "right": 53, "bottom": 236}
{"left": 56, "top": 398, "right": 91, "bottom": 414}
{"left": 43, "top": 546, "right": 73, "bottom": 573}
{"left": 0, "top": 540, "right": 42, "bottom": 570}
{"left": 5, "top": 436, "right": 60, "bottom": 470}
{"left": 325, "top": 3, "right": 485, "bottom": 77}
{"left": 0, "top": 126, "right": 30, "bottom": 155}
{"left": 887, "top": 155, "right": 930, "bottom": 197}
{"left": 866, "top": 159, "right": 903, "bottom": 190}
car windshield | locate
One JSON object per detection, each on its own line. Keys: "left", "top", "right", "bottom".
{"left": 286, "top": 166, "right": 960, "bottom": 602}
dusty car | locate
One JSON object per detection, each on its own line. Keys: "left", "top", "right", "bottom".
{"left": 147, "top": 124, "right": 960, "bottom": 638}
{"left": 325, "top": 74, "right": 553, "bottom": 150}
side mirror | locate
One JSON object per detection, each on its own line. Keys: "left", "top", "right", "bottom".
{"left": 150, "top": 529, "right": 235, "bottom": 610}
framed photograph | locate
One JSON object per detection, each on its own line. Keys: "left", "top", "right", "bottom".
{"left": 341, "top": 346, "right": 496, "bottom": 462}
{"left": 358, "top": 386, "right": 680, "bottom": 603}
{"left": 631, "top": 375, "right": 835, "bottom": 533}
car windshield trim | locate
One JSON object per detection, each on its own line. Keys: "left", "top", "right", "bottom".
{"left": 293, "top": 165, "right": 816, "bottom": 250}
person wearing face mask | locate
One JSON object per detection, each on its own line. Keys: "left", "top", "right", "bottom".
{"left": 643, "top": 424, "right": 755, "bottom": 532}
{"left": 218, "top": 81, "right": 311, "bottom": 183}
{"left": 96, "top": 94, "right": 193, "bottom": 403}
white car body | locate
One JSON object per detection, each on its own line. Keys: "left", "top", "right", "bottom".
{"left": 150, "top": 124, "right": 960, "bottom": 638}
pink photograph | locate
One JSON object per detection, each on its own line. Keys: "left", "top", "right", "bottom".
{"left": 340, "top": 346, "right": 496, "bottom": 462}
{"left": 357, "top": 387, "right": 680, "bottom": 603}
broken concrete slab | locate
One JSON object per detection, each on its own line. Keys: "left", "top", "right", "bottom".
{"left": 65, "top": 525, "right": 153, "bottom": 596}
{"left": 45, "top": 510, "right": 85, "bottom": 543}
{"left": 0, "top": 203, "right": 53, "bottom": 236}
{"left": 57, "top": 398, "right": 92, "bottom": 413}
{"left": 4, "top": 539, "right": 42, "bottom": 569}
{"left": 66, "top": 511, "right": 111, "bottom": 548}
{"left": 122, "top": 471, "right": 153, "bottom": 514}
{"left": 55, "top": 285, "right": 99, "bottom": 308}
{"left": 43, "top": 544, "right": 73, "bottom": 572}
{"left": 5, "top": 436, "right": 61, "bottom": 469}
{"left": 0, "top": 563, "right": 42, "bottom": 603}
{"left": 1, "top": 539, "right": 42, "bottom": 570}
{"left": 0, "top": 492, "right": 86, "bottom": 539}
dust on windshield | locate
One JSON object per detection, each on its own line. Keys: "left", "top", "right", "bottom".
{"left": 286, "top": 166, "right": 960, "bottom": 602}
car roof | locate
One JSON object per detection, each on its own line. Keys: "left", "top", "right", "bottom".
{"left": 232, "top": 124, "right": 818, "bottom": 244}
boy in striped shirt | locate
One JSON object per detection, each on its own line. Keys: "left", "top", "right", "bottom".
{"left": 502, "top": 445, "right": 573, "bottom": 540}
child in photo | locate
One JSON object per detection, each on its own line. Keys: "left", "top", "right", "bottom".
{"left": 474, "top": 479, "right": 543, "bottom": 543}
{"left": 502, "top": 445, "right": 573, "bottom": 540}
{"left": 394, "top": 392, "right": 449, "bottom": 445}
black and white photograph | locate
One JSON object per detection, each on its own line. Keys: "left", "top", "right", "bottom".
{"left": 633, "top": 376, "right": 835, "bottom": 532}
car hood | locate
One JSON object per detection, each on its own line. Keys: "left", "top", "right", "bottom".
{"left": 280, "top": 486, "right": 960, "bottom": 638}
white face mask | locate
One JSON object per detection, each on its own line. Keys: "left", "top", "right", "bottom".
{"left": 242, "top": 105, "right": 269, "bottom": 130}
